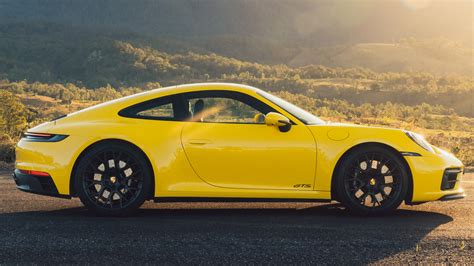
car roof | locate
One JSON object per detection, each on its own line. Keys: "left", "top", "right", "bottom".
{"left": 65, "top": 83, "right": 263, "bottom": 118}
{"left": 116, "top": 82, "right": 262, "bottom": 107}
{"left": 151, "top": 82, "right": 260, "bottom": 95}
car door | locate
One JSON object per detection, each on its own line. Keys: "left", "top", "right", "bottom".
{"left": 180, "top": 90, "right": 316, "bottom": 190}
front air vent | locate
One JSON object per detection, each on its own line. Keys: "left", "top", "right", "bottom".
{"left": 441, "top": 168, "right": 462, "bottom": 190}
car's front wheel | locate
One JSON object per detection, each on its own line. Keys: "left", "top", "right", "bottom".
{"left": 335, "top": 145, "right": 409, "bottom": 215}
{"left": 74, "top": 142, "right": 152, "bottom": 216}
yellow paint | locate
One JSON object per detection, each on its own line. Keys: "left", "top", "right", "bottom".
{"left": 15, "top": 83, "right": 464, "bottom": 203}
{"left": 327, "top": 128, "right": 349, "bottom": 141}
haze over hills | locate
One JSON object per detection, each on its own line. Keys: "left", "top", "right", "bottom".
{"left": 0, "top": 0, "right": 472, "bottom": 74}
{"left": 1, "top": 0, "right": 472, "bottom": 44}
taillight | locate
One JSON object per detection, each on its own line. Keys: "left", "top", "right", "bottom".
{"left": 22, "top": 132, "right": 68, "bottom": 142}
{"left": 19, "top": 169, "right": 50, "bottom": 177}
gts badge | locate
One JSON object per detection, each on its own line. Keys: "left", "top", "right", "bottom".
{"left": 294, "top": 184, "right": 311, "bottom": 189}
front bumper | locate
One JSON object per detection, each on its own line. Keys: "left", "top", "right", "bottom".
{"left": 439, "top": 193, "right": 465, "bottom": 201}
{"left": 12, "top": 169, "right": 70, "bottom": 198}
{"left": 406, "top": 148, "right": 465, "bottom": 203}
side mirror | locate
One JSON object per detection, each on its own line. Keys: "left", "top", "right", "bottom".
{"left": 253, "top": 113, "right": 265, "bottom": 124}
{"left": 264, "top": 112, "right": 292, "bottom": 132}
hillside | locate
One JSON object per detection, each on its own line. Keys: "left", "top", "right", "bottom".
{"left": 1, "top": 0, "right": 472, "bottom": 44}
{"left": 0, "top": 0, "right": 472, "bottom": 74}
{"left": 0, "top": 23, "right": 472, "bottom": 116}
{"left": 287, "top": 41, "right": 473, "bottom": 75}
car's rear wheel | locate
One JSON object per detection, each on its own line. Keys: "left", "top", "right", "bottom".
{"left": 335, "top": 146, "right": 409, "bottom": 215}
{"left": 74, "top": 142, "right": 152, "bottom": 216}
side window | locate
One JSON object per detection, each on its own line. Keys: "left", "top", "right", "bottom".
{"left": 136, "top": 102, "right": 173, "bottom": 118}
{"left": 186, "top": 91, "right": 274, "bottom": 124}
{"left": 119, "top": 95, "right": 186, "bottom": 121}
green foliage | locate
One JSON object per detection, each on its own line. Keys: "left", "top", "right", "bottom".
{"left": 0, "top": 90, "right": 28, "bottom": 139}
{"left": 0, "top": 24, "right": 472, "bottom": 118}
{"left": 0, "top": 134, "right": 15, "bottom": 163}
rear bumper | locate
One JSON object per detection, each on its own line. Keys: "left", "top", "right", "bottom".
{"left": 12, "top": 169, "right": 70, "bottom": 198}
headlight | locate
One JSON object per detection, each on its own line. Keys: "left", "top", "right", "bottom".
{"left": 405, "top": 131, "right": 435, "bottom": 153}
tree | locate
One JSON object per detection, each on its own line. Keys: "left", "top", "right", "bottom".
{"left": 0, "top": 91, "right": 27, "bottom": 139}
{"left": 370, "top": 83, "right": 381, "bottom": 92}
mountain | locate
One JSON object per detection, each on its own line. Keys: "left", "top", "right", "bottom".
{"left": 1, "top": 0, "right": 472, "bottom": 45}
{"left": 287, "top": 41, "right": 473, "bottom": 74}
{"left": 0, "top": 0, "right": 472, "bottom": 74}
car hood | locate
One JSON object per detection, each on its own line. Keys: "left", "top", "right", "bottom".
{"left": 305, "top": 121, "right": 438, "bottom": 156}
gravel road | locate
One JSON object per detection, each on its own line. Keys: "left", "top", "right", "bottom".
{"left": 0, "top": 170, "right": 472, "bottom": 264}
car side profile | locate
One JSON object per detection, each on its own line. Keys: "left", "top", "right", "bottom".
{"left": 14, "top": 83, "right": 465, "bottom": 215}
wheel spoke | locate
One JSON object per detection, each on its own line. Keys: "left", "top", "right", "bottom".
{"left": 114, "top": 151, "right": 122, "bottom": 169}
{"left": 87, "top": 180, "right": 102, "bottom": 188}
{"left": 95, "top": 187, "right": 105, "bottom": 197}
{"left": 382, "top": 182, "right": 400, "bottom": 188}
{"left": 105, "top": 191, "right": 113, "bottom": 207}
{"left": 346, "top": 176, "right": 362, "bottom": 182}
{"left": 372, "top": 194, "right": 381, "bottom": 206}
{"left": 116, "top": 190, "right": 126, "bottom": 208}
{"left": 127, "top": 171, "right": 143, "bottom": 181}
{"left": 87, "top": 161, "right": 103, "bottom": 173}
{"left": 358, "top": 192, "right": 369, "bottom": 203}
{"left": 84, "top": 169, "right": 100, "bottom": 175}
{"left": 383, "top": 167, "right": 399, "bottom": 176}
{"left": 380, "top": 189, "right": 391, "bottom": 200}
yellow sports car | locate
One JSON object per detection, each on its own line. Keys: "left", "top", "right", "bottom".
{"left": 14, "top": 83, "right": 465, "bottom": 215}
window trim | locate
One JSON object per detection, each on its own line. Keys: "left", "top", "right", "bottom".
{"left": 118, "top": 90, "right": 295, "bottom": 125}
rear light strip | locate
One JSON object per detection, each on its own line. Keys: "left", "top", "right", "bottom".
{"left": 22, "top": 132, "right": 68, "bottom": 142}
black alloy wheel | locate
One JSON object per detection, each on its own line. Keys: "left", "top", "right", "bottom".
{"left": 75, "top": 142, "right": 152, "bottom": 216}
{"left": 335, "top": 146, "right": 409, "bottom": 215}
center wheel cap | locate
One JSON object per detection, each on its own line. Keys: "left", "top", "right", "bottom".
{"left": 369, "top": 178, "right": 376, "bottom": 186}
{"left": 110, "top": 176, "right": 117, "bottom": 184}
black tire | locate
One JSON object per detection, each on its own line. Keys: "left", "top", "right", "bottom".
{"left": 74, "top": 142, "right": 153, "bottom": 216}
{"left": 335, "top": 145, "right": 409, "bottom": 215}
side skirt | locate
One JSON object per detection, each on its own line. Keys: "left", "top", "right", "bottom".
{"left": 154, "top": 197, "right": 332, "bottom": 203}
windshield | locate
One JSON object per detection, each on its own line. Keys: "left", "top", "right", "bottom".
{"left": 258, "top": 90, "right": 325, "bottom": 125}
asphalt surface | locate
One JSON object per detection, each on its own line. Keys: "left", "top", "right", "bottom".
{"left": 0, "top": 171, "right": 472, "bottom": 264}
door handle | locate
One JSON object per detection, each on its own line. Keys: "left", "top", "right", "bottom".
{"left": 188, "top": 139, "right": 211, "bottom": 145}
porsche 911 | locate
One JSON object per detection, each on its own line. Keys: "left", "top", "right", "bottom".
{"left": 14, "top": 83, "right": 465, "bottom": 215}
